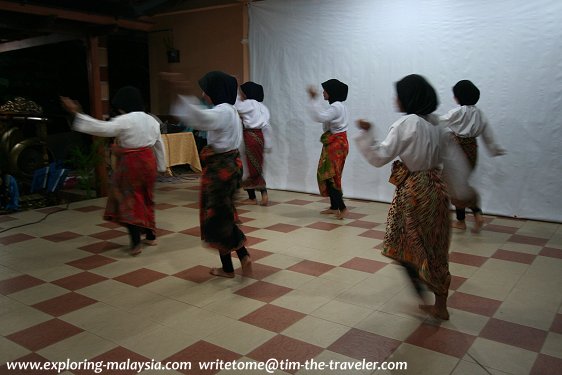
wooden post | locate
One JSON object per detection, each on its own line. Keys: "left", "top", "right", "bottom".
{"left": 86, "top": 35, "right": 109, "bottom": 197}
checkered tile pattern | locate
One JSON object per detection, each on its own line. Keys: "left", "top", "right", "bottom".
{"left": 1, "top": 174, "right": 562, "bottom": 374}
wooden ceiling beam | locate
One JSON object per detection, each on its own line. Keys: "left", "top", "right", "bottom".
{"left": 0, "top": 0, "right": 154, "bottom": 31}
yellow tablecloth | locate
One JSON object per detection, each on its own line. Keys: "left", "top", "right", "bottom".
{"left": 162, "top": 132, "right": 202, "bottom": 173}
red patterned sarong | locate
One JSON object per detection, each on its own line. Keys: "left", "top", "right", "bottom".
{"left": 317, "top": 131, "right": 348, "bottom": 197}
{"left": 103, "top": 145, "right": 157, "bottom": 230}
{"left": 199, "top": 146, "right": 246, "bottom": 255}
{"left": 453, "top": 135, "right": 478, "bottom": 169}
{"left": 382, "top": 161, "right": 451, "bottom": 295}
{"left": 242, "top": 128, "right": 266, "bottom": 190}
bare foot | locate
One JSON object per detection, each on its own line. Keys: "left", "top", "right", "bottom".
{"left": 472, "top": 214, "right": 484, "bottom": 233}
{"left": 143, "top": 239, "right": 157, "bottom": 246}
{"left": 335, "top": 208, "right": 348, "bottom": 220}
{"left": 209, "top": 268, "right": 235, "bottom": 278}
{"left": 130, "top": 245, "right": 142, "bottom": 256}
{"left": 239, "top": 199, "right": 257, "bottom": 205}
{"left": 452, "top": 220, "right": 467, "bottom": 230}
{"left": 241, "top": 256, "right": 253, "bottom": 276}
{"left": 260, "top": 192, "right": 269, "bottom": 206}
{"left": 419, "top": 304, "right": 450, "bottom": 320}
{"left": 320, "top": 208, "right": 336, "bottom": 214}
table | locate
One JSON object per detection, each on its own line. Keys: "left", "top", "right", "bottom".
{"left": 161, "top": 132, "right": 202, "bottom": 173}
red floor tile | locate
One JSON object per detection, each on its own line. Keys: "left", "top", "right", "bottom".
{"left": 358, "top": 229, "right": 386, "bottom": 240}
{"left": 73, "top": 205, "right": 104, "bottom": 212}
{"left": 287, "top": 260, "right": 335, "bottom": 277}
{"left": 406, "top": 323, "right": 476, "bottom": 358}
{"left": 0, "top": 233, "right": 35, "bottom": 245}
{"left": 154, "top": 228, "right": 175, "bottom": 238}
{"left": 508, "top": 234, "right": 548, "bottom": 247}
{"left": 482, "top": 224, "right": 519, "bottom": 234}
{"left": 79, "top": 346, "right": 150, "bottom": 375}
{"left": 328, "top": 328, "right": 401, "bottom": 362}
{"left": 164, "top": 341, "right": 241, "bottom": 375}
{"left": 0, "top": 215, "right": 17, "bottom": 223}
{"left": 239, "top": 304, "right": 306, "bottom": 332}
{"left": 32, "top": 292, "right": 98, "bottom": 317}
{"left": 180, "top": 226, "right": 201, "bottom": 237}
{"left": 531, "top": 354, "right": 562, "bottom": 375}
{"left": 234, "top": 281, "right": 292, "bottom": 303}
{"left": 340, "top": 257, "right": 387, "bottom": 273}
{"left": 238, "top": 225, "right": 260, "bottom": 234}
{"left": 242, "top": 263, "right": 281, "bottom": 280}
{"left": 449, "top": 275, "right": 467, "bottom": 290}
{"left": 306, "top": 222, "right": 342, "bottom": 231}
{"left": 492, "top": 249, "right": 537, "bottom": 264}
{"left": 97, "top": 222, "right": 122, "bottom": 229}
{"left": 264, "top": 223, "right": 301, "bottom": 233}
{"left": 183, "top": 202, "right": 200, "bottom": 209}
{"left": 66, "top": 255, "right": 117, "bottom": 270}
{"left": 113, "top": 268, "right": 168, "bottom": 287}
{"left": 346, "top": 220, "right": 381, "bottom": 229}
{"left": 6, "top": 319, "right": 83, "bottom": 351}
{"left": 155, "top": 203, "right": 178, "bottom": 210}
{"left": 78, "top": 241, "right": 124, "bottom": 254}
{"left": 480, "top": 318, "right": 548, "bottom": 352}
{"left": 89, "top": 230, "right": 128, "bottom": 240}
{"left": 550, "top": 313, "right": 562, "bottom": 334}
{"left": 447, "top": 292, "right": 502, "bottom": 317}
{"left": 0, "top": 352, "right": 51, "bottom": 375}
{"left": 248, "top": 335, "right": 323, "bottom": 373}
{"left": 42, "top": 231, "right": 83, "bottom": 242}
{"left": 285, "top": 199, "right": 315, "bottom": 205}
{"left": 52, "top": 271, "right": 108, "bottom": 291}
{"left": 540, "top": 247, "right": 562, "bottom": 259}
{"left": 449, "top": 252, "right": 488, "bottom": 267}
{"left": 342, "top": 211, "right": 368, "bottom": 220}
{"left": 174, "top": 265, "right": 214, "bottom": 283}
{"left": 245, "top": 236, "right": 266, "bottom": 246}
{"left": 0, "top": 275, "right": 44, "bottom": 295}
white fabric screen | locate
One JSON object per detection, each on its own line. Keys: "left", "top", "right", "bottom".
{"left": 248, "top": 0, "right": 562, "bottom": 223}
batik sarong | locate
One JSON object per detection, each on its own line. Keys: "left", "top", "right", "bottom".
{"left": 453, "top": 135, "right": 478, "bottom": 170}
{"left": 451, "top": 135, "right": 479, "bottom": 208}
{"left": 104, "top": 145, "right": 157, "bottom": 230}
{"left": 317, "top": 131, "right": 348, "bottom": 197}
{"left": 382, "top": 161, "right": 451, "bottom": 295}
{"left": 199, "top": 146, "right": 246, "bottom": 255}
{"left": 242, "top": 128, "right": 266, "bottom": 190}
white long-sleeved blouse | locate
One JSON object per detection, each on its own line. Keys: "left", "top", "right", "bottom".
{"left": 171, "top": 96, "right": 242, "bottom": 153}
{"left": 72, "top": 112, "right": 167, "bottom": 172}
{"left": 234, "top": 97, "right": 273, "bottom": 150}
{"left": 306, "top": 99, "right": 349, "bottom": 134}
{"left": 355, "top": 114, "right": 473, "bottom": 200}
{"left": 439, "top": 106, "right": 505, "bottom": 156}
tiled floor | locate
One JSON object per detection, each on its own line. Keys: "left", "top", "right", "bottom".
{"left": 1, "top": 174, "right": 562, "bottom": 374}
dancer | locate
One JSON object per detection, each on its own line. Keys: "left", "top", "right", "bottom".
{"left": 170, "top": 71, "right": 252, "bottom": 278}
{"left": 61, "top": 86, "right": 167, "bottom": 256}
{"left": 235, "top": 81, "right": 272, "bottom": 206}
{"left": 355, "top": 74, "right": 473, "bottom": 320}
{"left": 440, "top": 80, "right": 506, "bottom": 233}
{"left": 306, "top": 79, "right": 349, "bottom": 219}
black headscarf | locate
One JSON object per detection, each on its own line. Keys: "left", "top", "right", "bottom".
{"left": 198, "top": 71, "right": 238, "bottom": 105}
{"left": 453, "top": 80, "right": 480, "bottom": 106}
{"left": 240, "top": 81, "right": 264, "bottom": 102}
{"left": 111, "top": 86, "right": 145, "bottom": 113}
{"left": 395, "top": 74, "right": 438, "bottom": 115}
{"left": 321, "top": 79, "right": 348, "bottom": 104}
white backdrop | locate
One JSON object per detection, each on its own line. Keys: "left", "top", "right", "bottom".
{"left": 248, "top": 0, "right": 562, "bottom": 223}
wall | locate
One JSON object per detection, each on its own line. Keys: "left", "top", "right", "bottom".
{"left": 249, "top": 0, "right": 562, "bottom": 223}
{"left": 148, "top": 4, "right": 245, "bottom": 114}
